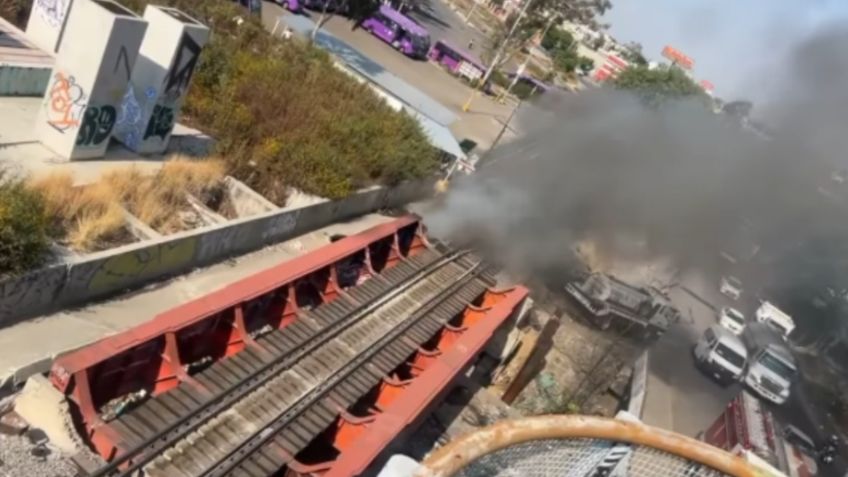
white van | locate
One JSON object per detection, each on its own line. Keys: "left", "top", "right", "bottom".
{"left": 718, "top": 306, "right": 746, "bottom": 335}
{"left": 755, "top": 301, "right": 795, "bottom": 338}
{"left": 694, "top": 325, "right": 748, "bottom": 385}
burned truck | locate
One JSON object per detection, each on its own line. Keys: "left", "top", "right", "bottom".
{"left": 565, "top": 273, "right": 680, "bottom": 339}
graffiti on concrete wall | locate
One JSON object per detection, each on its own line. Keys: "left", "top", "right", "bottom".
{"left": 261, "top": 211, "right": 299, "bottom": 242}
{"left": 113, "top": 46, "right": 132, "bottom": 80}
{"left": 144, "top": 104, "right": 175, "bottom": 140}
{"left": 141, "top": 32, "right": 201, "bottom": 144}
{"left": 0, "top": 266, "right": 67, "bottom": 325}
{"left": 76, "top": 105, "right": 116, "bottom": 147}
{"left": 116, "top": 86, "right": 142, "bottom": 149}
{"left": 46, "top": 72, "right": 86, "bottom": 133}
{"left": 162, "top": 32, "right": 201, "bottom": 102}
{"left": 85, "top": 238, "right": 197, "bottom": 294}
{"left": 35, "top": 0, "right": 70, "bottom": 28}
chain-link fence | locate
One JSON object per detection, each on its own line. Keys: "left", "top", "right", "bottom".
{"left": 418, "top": 416, "right": 763, "bottom": 477}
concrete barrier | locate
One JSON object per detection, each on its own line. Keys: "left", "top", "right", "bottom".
{"left": 224, "top": 176, "right": 278, "bottom": 217}
{"left": 627, "top": 351, "right": 649, "bottom": 418}
{"left": 0, "top": 264, "right": 69, "bottom": 325}
{"left": 0, "top": 179, "right": 435, "bottom": 327}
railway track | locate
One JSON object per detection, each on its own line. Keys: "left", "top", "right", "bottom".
{"left": 89, "top": 247, "right": 493, "bottom": 477}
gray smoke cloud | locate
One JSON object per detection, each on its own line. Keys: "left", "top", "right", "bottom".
{"left": 421, "top": 23, "right": 848, "bottom": 309}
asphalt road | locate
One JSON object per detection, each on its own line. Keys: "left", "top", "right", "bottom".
{"left": 261, "top": 0, "right": 518, "bottom": 150}
{"left": 643, "top": 266, "right": 847, "bottom": 476}
{"left": 642, "top": 269, "right": 741, "bottom": 437}
{"left": 405, "top": 0, "right": 488, "bottom": 56}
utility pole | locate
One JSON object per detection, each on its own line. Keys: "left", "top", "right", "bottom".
{"left": 461, "top": 0, "right": 535, "bottom": 112}
{"left": 497, "top": 16, "right": 555, "bottom": 102}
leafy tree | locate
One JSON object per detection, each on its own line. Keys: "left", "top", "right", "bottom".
{"left": 591, "top": 34, "right": 605, "bottom": 50}
{"left": 552, "top": 47, "right": 592, "bottom": 75}
{"left": 485, "top": 0, "right": 609, "bottom": 72}
{"left": 577, "top": 56, "right": 594, "bottom": 75}
{"left": 484, "top": 12, "right": 545, "bottom": 70}
{"left": 554, "top": 47, "right": 580, "bottom": 73}
{"left": 538, "top": 0, "right": 612, "bottom": 25}
{"left": 541, "top": 27, "right": 573, "bottom": 51}
{"left": 308, "top": 0, "right": 380, "bottom": 40}
{"left": 347, "top": 0, "right": 382, "bottom": 30}
{"left": 622, "top": 41, "right": 647, "bottom": 66}
{"left": 0, "top": 0, "right": 30, "bottom": 28}
{"left": 613, "top": 64, "right": 706, "bottom": 106}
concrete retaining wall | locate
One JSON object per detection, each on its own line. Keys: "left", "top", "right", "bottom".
{"left": 0, "top": 179, "right": 435, "bottom": 327}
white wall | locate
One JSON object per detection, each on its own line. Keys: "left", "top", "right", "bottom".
{"left": 34, "top": 0, "right": 147, "bottom": 159}
{"left": 25, "top": 0, "right": 73, "bottom": 54}
{"left": 113, "top": 6, "right": 209, "bottom": 154}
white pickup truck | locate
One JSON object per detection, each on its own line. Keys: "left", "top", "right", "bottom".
{"left": 742, "top": 322, "right": 797, "bottom": 405}
{"left": 694, "top": 325, "right": 748, "bottom": 385}
{"left": 755, "top": 301, "right": 795, "bottom": 338}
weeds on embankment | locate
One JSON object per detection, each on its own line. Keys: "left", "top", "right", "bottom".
{"left": 17, "top": 158, "right": 226, "bottom": 264}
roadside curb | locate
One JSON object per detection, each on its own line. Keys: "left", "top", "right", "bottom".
{"left": 627, "top": 351, "right": 649, "bottom": 418}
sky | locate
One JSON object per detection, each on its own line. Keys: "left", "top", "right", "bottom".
{"left": 604, "top": 0, "right": 848, "bottom": 102}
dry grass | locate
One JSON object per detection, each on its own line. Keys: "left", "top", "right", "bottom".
{"left": 102, "top": 157, "right": 226, "bottom": 234}
{"left": 27, "top": 158, "right": 227, "bottom": 249}
{"left": 28, "top": 172, "right": 128, "bottom": 252}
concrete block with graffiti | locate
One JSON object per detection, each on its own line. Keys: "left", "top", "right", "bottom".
{"left": 25, "top": 0, "right": 73, "bottom": 53}
{"left": 35, "top": 0, "right": 147, "bottom": 160}
{"left": 114, "top": 6, "right": 209, "bottom": 154}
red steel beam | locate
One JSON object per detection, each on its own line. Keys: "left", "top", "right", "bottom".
{"left": 322, "top": 286, "right": 530, "bottom": 477}
{"left": 50, "top": 215, "right": 423, "bottom": 391}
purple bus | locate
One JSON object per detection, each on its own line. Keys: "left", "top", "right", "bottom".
{"left": 361, "top": 5, "right": 431, "bottom": 59}
{"left": 428, "top": 40, "right": 486, "bottom": 82}
{"left": 276, "top": 0, "right": 303, "bottom": 13}
{"left": 507, "top": 73, "right": 550, "bottom": 94}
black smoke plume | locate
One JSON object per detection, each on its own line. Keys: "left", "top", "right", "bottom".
{"left": 420, "top": 24, "right": 848, "bottom": 339}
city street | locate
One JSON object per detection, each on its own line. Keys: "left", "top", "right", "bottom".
{"left": 642, "top": 270, "right": 741, "bottom": 437}
{"left": 407, "top": 0, "right": 489, "bottom": 54}
{"left": 643, "top": 265, "right": 846, "bottom": 475}
{"left": 260, "top": 0, "right": 520, "bottom": 150}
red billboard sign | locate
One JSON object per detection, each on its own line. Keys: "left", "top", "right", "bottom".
{"left": 662, "top": 45, "right": 694, "bottom": 70}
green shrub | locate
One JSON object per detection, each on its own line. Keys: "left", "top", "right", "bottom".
{"left": 119, "top": 0, "right": 439, "bottom": 201}
{"left": 490, "top": 70, "right": 510, "bottom": 88}
{"left": 541, "top": 27, "right": 574, "bottom": 52}
{"left": 0, "top": 0, "right": 30, "bottom": 28}
{"left": 0, "top": 172, "right": 49, "bottom": 275}
{"left": 512, "top": 81, "right": 537, "bottom": 100}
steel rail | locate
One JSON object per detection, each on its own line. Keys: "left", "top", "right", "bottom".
{"left": 92, "top": 249, "right": 472, "bottom": 477}
{"left": 202, "top": 259, "right": 487, "bottom": 476}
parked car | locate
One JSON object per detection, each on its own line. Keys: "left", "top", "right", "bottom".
{"left": 720, "top": 275, "right": 743, "bottom": 300}
{"left": 718, "top": 306, "right": 746, "bottom": 335}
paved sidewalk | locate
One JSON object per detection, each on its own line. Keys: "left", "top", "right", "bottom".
{"left": 641, "top": 358, "right": 674, "bottom": 431}
{"left": 0, "top": 214, "right": 393, "bottom": 390}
